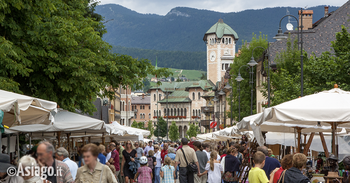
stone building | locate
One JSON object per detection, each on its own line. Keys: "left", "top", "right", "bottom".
{"left": 131, "top": 95, "right": 151, "bottom": 126}
{"left": 148, "top": 80, "right": 214, "bottom": 138}
{"left": 203, "top": 19, "right": 238, "bottom": 84}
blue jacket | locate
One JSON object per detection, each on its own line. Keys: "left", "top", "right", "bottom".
{"left": 129, "top": 158, "right": 140, "bottom": 175}
{"left": 262, "top": 156, "right": 281, "bottom": 179}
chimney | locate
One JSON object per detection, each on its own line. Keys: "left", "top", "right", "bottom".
{"left": 142, "top": 93, "right": 145, "bottom": 99}
{"left": 324, "top": 6, "right": 329, "bottom": 17}
{"left": 298, "top": 10, "right": 313, "bottom": 30}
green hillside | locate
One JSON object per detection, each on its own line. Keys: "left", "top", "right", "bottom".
{"left": 112, "top": 46, "right": 206, "bottom": 70}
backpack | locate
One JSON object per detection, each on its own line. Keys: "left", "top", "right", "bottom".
{"left": 147, "top": 156, "right": 154, "bottom": 169}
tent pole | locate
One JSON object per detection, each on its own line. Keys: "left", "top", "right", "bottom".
{"left": 303, "top": 132, "right": 314, "bottom": 156}
{"left": 303, "top": 134, "right": 307, "bottom": 144}
{"left": 57, "top": 131, "right": 61, "bottom": 147}
{"left": 102, "top": 133, "right": 105, "bottom": 145}
{"left": 296, "top": 127, "right": 302, "bottom": 153}
{"left": 82, "top": 137, "right": 85, "bottom": 146}
{"left": 66, "top": 133, "right": 70, "bottom": 157}
{"left": 319, "top": 132, "right": 329, "bottom": 158}
{"left": 88, "top": 137, "right": 91, "bottom": 143}
{"left": 7, "top": 134, "right": 10, "bottom": 155}
{"left": 17, "top": 133, "right": 20, "bottom": 158}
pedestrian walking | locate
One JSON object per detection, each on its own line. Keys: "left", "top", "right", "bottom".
{"left": 37, "top": 141, "right": 73, "bottom": 183}
{"left": 75, "top": 143, "right": 117, "bottom": 182}
{"left": 200, "top": 151, "right": 222, "bottom": 183}
{"left": 135, "top": 156, "right": 153, "bottom": 183}
{"left": 160, "top": 157, "right": 175, "bottom": 183}
{"left": 147, "top": 150, "right": 157, "bottom": 182}
{"left": 121, "top": 140, "right": 138, "bottom": 183}
{"left": 193, "top": 141, "right": 208, "bottom": 183}
{"left": 175, "top": 138, "right": 200, "bottom": 183}
{"left": 55, "top": 147, "right": 79, "bottom": 180}
{"left": 154, "top": 145, "right": 162, "bottom": 183}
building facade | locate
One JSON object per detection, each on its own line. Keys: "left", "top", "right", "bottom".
{"left": 149, "top": 80, "right": 214, "bottom": 138}
{"left": 203, "top": 19, "right": 238, "bottom": 84}
{"left": 131, "top": 95, "right": 151, "bottom": 126}
{"left": 120, "top": 86, "right": 134, "bottom": 126}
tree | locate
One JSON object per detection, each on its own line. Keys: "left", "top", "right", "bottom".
{"left": 168, "top": 121, "right": 179, "bottom": 142}
{"left": 229, "top": 33, "right": 268, "bottom": 120}
{"left": 200, "top": 73, "right": 207, "bottom": 80}
{"left": 260, "top": 26, "right": 350, "bottom": 106}
{"left": 143, "top": 78, "right": 151, "bottom": 93}
{"left": 155, "top": 117, "right": 167, "bottom": 138}
{"left": 186, "top": 122, "right": 199, "bottom": 138}
{"left": 147, "top": 120, "right": 154, "bottom": 139}
{"left": 0, "top": 0, "right": 171, "bottom": 114}
{"left": 131, "top": 120, "right": 145, "bottom": 129}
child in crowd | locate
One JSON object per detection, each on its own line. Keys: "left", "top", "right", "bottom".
{"left": 200, "top": 151, "right": 223, "bottom": 183}
{"left": 108, "top": 164, "right": 117, "bottom": 180}
{"left": 147, "top": 150, "right": 157, "bottom": 182}
{"left": 160, "top": 157, "right": 175, "bottom": 182}
{"left": 135, "top": 156, "right": 153, "bottom": 183}
{"left": 248, "top": 151, "right": 276, "bottom": 183}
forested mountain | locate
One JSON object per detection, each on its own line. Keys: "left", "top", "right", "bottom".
{"left": 112, "top": 46, "right": 206, "bottom": 70}
{"left": 96, "top": 4, "right": 339, "bottom": 70}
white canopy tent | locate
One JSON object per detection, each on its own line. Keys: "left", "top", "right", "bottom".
{"left": 111, "top": 121, "right": 150, "bottom": 137}
{"left": 258, "top": 87, "right": 350, "bottom": 155}
{"left": 0, "top": 89, "right": 57, "bottom": 127}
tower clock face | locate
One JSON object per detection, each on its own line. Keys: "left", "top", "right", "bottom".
{"left": 210, "top": 51, "right": 216, "bottom": 61}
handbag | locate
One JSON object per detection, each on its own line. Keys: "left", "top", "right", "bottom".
{"left": 222, "top": 171, "right": 238, "bottom": 182}
{"left": 180, "top": 148, "right": 198, "bottom": 173}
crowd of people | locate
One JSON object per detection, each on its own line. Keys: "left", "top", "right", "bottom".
{"left": 1, "top": 135, "right": 350, "bottom": 183}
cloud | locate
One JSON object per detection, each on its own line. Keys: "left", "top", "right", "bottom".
{"left": 99, "top": 0, "right": 346, "bottom": 15}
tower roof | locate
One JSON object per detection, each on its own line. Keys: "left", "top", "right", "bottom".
{"left": 203, "top": 19, "right": 239, "bottom": 41}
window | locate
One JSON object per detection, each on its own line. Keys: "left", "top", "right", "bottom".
{"left": 192, "top": 93, "right": 195, "bottom": 100}
{"left": 164, "top": 109, "right": 166, "bottom": 116}
{"left": 149, "top": 106, "right": 150, "bottom": 109}
{"left": 154, "top": 94, "right": 156, "bottom": 101}
{"left": 193, "top": 109, "right": 195, "bottom": 116}
{"left": 132, "top": 106, "right": 134, "bottom": 111}
{"left": 181, "top": 108, "right": 183, "bottom": 116}
{"left": 159, "top": 110, "right": 161, "bottom": 116}
{"left": 135, "top": 113, "right": 137, "bottom": 119}
{"left": 229, "top": 38, "right": 232, "bottom": 44}
{"left": 222, "top": 64, "right": 225, "bottom": 71}
{"left": 225, "top": 63, "right": 229, "bottom": 70}
{"left": 177, "top": 108, "right": 180, "bottom": 116}
{"left": 174, "top": 108, "right": 177, "bottom": 116}
{"left": 154, "top": 110, "right": 156, "bottom": 117}
{"left": 198, "top": 92, "right": 201, "bottom": 100}
{"left": 159, "top": 94, "right": 162, "bottom": 100}
{"left": 184, "top": 108, "right": 187, "bottom": 117}
{"left": 198, "top": 109, "right": 201, "bottom": 116}
{"left": 149, "top": 113, "right": 151, "bottom": 119}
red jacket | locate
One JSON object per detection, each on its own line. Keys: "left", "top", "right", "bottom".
{"left": 161, "top": 149, "right": 168, "bottom": 161}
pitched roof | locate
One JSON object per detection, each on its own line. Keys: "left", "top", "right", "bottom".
{"left": 268, "top": 1, "right": 350, "bottom": 63}
{"left": 158, "top": 90, "right": 192, "bottom": 103}
{"left": 131, "top": 96, "right": 150, "bottom": 104}
{"left": 203, "top": 19, "right": 239, "bottom": 41}
{"left": 148, "top": 80, "right": 214, "bottom": 93}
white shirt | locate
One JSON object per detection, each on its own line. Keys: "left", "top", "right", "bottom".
{"left": 106, "top": 152, "right": 112, "bottom": 162}
{"left": 154, "top": 151, "right": 162, "bottom": 167}
{"left": 203, "top": 150, "right": 220, "bottom": 161}
{"left": 63, "top": 157, "right": 78, "bottom": 180}
{"left": 205, "top": 162, "right": 223, "bottom": 183}
{"left": 144, "top": 145, "right": 154, "bottom": 156}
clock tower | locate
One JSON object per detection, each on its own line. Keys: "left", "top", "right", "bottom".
{"left": 203, "top": 19, "right": 239, "bottom": 84}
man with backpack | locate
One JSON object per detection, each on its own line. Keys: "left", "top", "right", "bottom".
{"left": 175, "top": 138, "right": 200, "bottom": 183}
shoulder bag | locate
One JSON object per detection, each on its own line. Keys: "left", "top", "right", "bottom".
{"left": 180, "top": 148, "right": 198, "bottom": 173}
{"left": 277, "top": 170, "right": 286, "bottom": 183}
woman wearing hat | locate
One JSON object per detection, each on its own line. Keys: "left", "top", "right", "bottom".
{"left": 0, "top": 154, "right": 24, "bottom": 183}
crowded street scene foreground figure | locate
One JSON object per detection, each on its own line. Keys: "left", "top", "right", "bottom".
{"left": 1, "top": 134, "right": 350, "bottom": 183}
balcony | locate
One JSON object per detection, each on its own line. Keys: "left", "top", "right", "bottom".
{"left": 201, "top": 106, "right": 214, "bottom": 114}
{"left": 200, "top": 120, "right": 211, "bottom": 126}
{"left": 121, "top": 111, "right": 135, "bottom": 119}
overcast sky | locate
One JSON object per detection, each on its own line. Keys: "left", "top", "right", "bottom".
{"left": 99, "top": 0, "right": 346, "bottom": 15}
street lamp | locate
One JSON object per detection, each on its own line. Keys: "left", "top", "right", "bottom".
{"left": 274, "top": 8, "right": 304, "bottom": 97}
{"left": 218, "top": 90, "right": 226, "bottom": 128}
{"left": 235, "top": 59, "right": 257, "bottom": 119}
{"left": 224, "top": 82, "right": 233, "bottom": 126}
